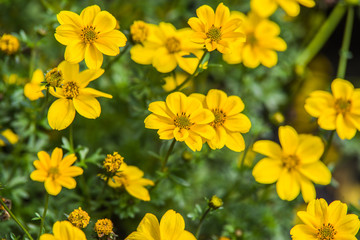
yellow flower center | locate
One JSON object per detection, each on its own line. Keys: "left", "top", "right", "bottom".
{"left": 103, "top": 152, "right": 124, "bottom": 173}
{"left": 45, "top": 68, "right": 63, "bottom": 88}
{"left": 334, "top": 98, "right": 351, "bottom": 114}
{"left": 62, "top": 81, "right": 79, "bottom": 99}
{"left": 282, "top": 155, "right": 299, "bottom": 171}
{"left": 0, "top": 34, "right": 20, "bottom": 55}
{"left": 174, "top": 112, "right": 193, "bottom": 130}
{"left": 48, "top": 167, "right": 60, "bottom": 179}
{"left": 210, "top": 108, "right": 226, "bottom": 128}
{"left": 130, "top": 21, "right": 149, "bottom": 43}
{"left": 94, "top": 218, "right": 113, "bottom": 237}
{"left": 165, "top": 37, "right": 181, "bottom": 53}
{"left": 68, "top": 207, "right": 90, "bottom": 228}
{"left": 206, "top": 26, "right": 222, "bottom": 42}
{"left": 316, "top": 223, "right": 337, "bottom": 240}
{"left": 81, "top": 26, "right": 99, "bottom": 44}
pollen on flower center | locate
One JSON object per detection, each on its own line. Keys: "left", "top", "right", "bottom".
{"left": 206, "top": 26, "right": 222, "bottom": 42}
{"left": 210, "top": 108, "right": 226, "bottom": 128}
{"left": 316, "top": 223, "right": 337, "bottom": 240}
{"left": 334, "top": 98, "right": 351, "bottom": 114}
{"left": 45, "top": 68, "right": 63, "bottom": 88}
{"left": 80, "top": 26, "right": 99, "bottom": 44}
{"left": 174, "top": 112, "right": 193, "bottom": 130}
{"left": 165, "top": 37, "right": 181, "bottom": 53}
{"left": 282, "top": 155, "right": 300, "bottom": 171}
{"left": 62, "top": 82, "right": 79, "bottom": 99}
{"left": 48, "top": 167, "right": 59, "bottom": 179}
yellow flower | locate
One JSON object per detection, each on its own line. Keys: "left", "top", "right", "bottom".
{"left": 162, "top": 72, "right": 192, "bottom": 92}
{"left": 30, "top": 147, "right": 83, "bottom": 196}
{"left": 130, "top": 20, "right": 151, "bottom": 43}
{"left": 107, "top": 162, "right": 154, "bottom": 201}
{"left": 47, "top": 61, "right": 112, "bottom": 130}
{"left": 252, "top": 125, "right": 331, "bottom": 202}
{"left": 223, "top": 12, "right": 287, "bottom": 68}
{"left": 24, "top": 69, "right": 46, "bottom": 101}
{"left": 94, "top": 218, "right": 113, "bottom": 238}
{"left": 190, "top": 89, "right": 251, "bottom": 152}
{"left": 40, "top": 221, "right": 86, "bottom": 240}
{"left": 290, "top": 198, "right": 360, "bottom": 239}
{"left": 188, "top": 3, "right": 245, "bottom": 53}
{"left": 126, "top": 209, "right": 196, "bottom": 240}
{"left": 45, "top": 67, "right": 63, "bottom": 88}
{"left": 130, "top": 22, "right": 205, "bottom": 74}
{"left": 3, "top": 74, "right": 25, "bottom": 85}
{"left": 55, "top": 5, "right": 127, "bottom": 69}
{"left": 305, "top": 78, "right": 360, "bottom": 140}
{"left": 68, "top": 207, "right": 90, "bottom": 228}
{"left": 0, "top": 34, "right": 20, "bottom": 55}
{"left": 209, "top": 195, "right": 223, "bottom": 209}
{"left": 103, "top": 152, "right": 124, "bottom": 173}
{"left": 251, "top": 0, "right": 315, "bottom": 17}
{"left": 0, "top": 129, "right": 19, "bottom": 146}
{"left": 144, "top": 92, "right": 215, "bottom": 151}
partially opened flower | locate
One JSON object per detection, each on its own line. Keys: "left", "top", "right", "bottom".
{"left": 144, "top": 92, "right": 215, "bottom": 151}
{"left": 24, "top": 69, "right": 45, "bottom": 101}
{"left": 305, "top": 78, "right": 360, "bottom": 140}
{"left": 130, "top": 20, "right": 152, "bottom": 43}
{"left": 126, "top": 210, "right": 196, "bottom": 240}
{"left": 252, "top": 125, "right": 331, "bottom": 202}
{"left": 40, "top": 221, "right": 86, "bottom": 240}
{"left": 0, "top": 34, "right": 20, "bottom": 55}
{"left": 251, "top": 0, "right": 315, "bottom": 17}
{"left": 47, "top": 61, "right": 112, "bottom": 130}
{"left": 290, "top": 198, "right": 360, "bottom": 239}
{"left": 188, "top": 3, "right": 245, "bottom": 53}
{"left": 55, "top": 5, "right": 127, "bottom": 69}
{"left": 191, "top": 89, "right": 251, "bottom": 152}
{"left": 30, "top": 147, "right": 83, "bottom": 196}
{"left": 223, "top": 12, "right": 287, "bottom": 68}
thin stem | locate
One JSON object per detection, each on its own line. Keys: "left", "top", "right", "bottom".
{"left": 104, "top": 44, "right": 130, "bottom": 71}
{"left": 161, "top": 139, "right": 176, "bottom": 172}
{"left": 38, "top": 193, "right": 49, "bottom": 239}
{"left": 321, "top": 130, "right": 335, "bottom": 162}
{"left": 337, "top": 6, "right": 354, "bottom": 79}
{"left": 0, "top": 198, "right": 34, "bottom": 240}
{"left": 195, "top": 207, "right": 211, "bottom": 238}
{"left": 40, "top": 88, "right": 49, "bottom": 118}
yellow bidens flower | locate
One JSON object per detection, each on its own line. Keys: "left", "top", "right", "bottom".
{"left": 55, "top": 5, "right": 127, "bottom": 69}
{"left": 47, "top": 61, "right": 112, "bottom": 130}
{"left": 0, "top": 129, "right": 19, "bottom": 146}
{"left": 30, "top": 147, "right": 83, "bottom": 196}
{"left": 94, "top": 218, "right": 113, "bottom": 238}
{"left": 145, "top": 92, "right": 215, "bottom": 151}
{"left": 126, "top": 210, "right": 196, "bottom": 240}
{"left": 305, "top": 78, "right": 360, "bottom": 140}
{"left": 40, "top": 221, "right": 86, "bottom": 240}
{"left": 162, "top": 72, "right": 192, "bottom": 92}
{"left": 251, "top": 0, "right": 315, "bottom": 18}
{"left": 45, "top": 67, "right": 63, "bottom": 88}
{"left": 188, "top": 3, "right": 245, "bottom": 53}
{"left": 191, "top": 89, "right": 251, "bottom": 152}
{"left": 107, "top": 162, "right": 154, "bottom": 201}
{"left": 24, "top": 69, "right": 46, "bottom": 101}
{"left": 209, "top": 195, "right": 223, "bottom": 209}
{"left": 130, "top": 20, "right": 150, "bottom": 43}
{"left": 103, "top": 152, "right": 124, "bottom": 173}
{"left": 131, "top": 22, "right": 205, "bottom": 74}
{"left": 252, "top": 125, "right": 331, "bottom": 202}
{"left": 0, "top": 34, "right": 20, "bottom": 55}
{"left": 223, "top": 12, "right": 287, "bottom": 68}
{"left": 68, "top": 207, "right": 90, "bottom": 228}
{"left": 290, "top": 198, "right": 360, "bottom": 239}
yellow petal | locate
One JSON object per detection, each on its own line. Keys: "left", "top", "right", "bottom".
{"left": 299, "top": 175, "right": 316, "bottom": 203}
{"left": 350, "top": 89, "right": 360, "bottom": 114}
{"left": 160, "top": 210, "right": 185, "bottom": 240}
{"left": 148, "top": 101, "right": 174, "bottom": 118}
{"left": 125, "top": 183, "right": 151, "bottom": 201}
{"left": 327, "top": 200, "right": 347, "bottom": 225}
{"left": 178, "top": 231, "right": 197, "bottom": 240}
{"left": 62, "top": 166, "right": 83, "bottom": 177}
{"left": 58, "top": 61, "right": 79, "bottom": 82}
{"left": 290, "top": 224, "right": 317, "bottom": 239}
{"left": 331, "top": 78, "right": 354, "bottom": 101}
{"left": 277, "top": 0, "right": 300, "bottom": 17}
{"left": 57, "top": 176, "right": 76, "bottom": 189}
{"left": 30, "top": 170, "right": 47, "bottom": 182}
{"left": 57, "top": 11, "right": 82, "bottom": 28}
{"left": 44, "top": 178, "right": 62, "bottom": 196}
{"left": 252, "top": 157, "right": 282, "bottom": 183}
{"left": 93, "top": 11, "right": 116, "bottom": 33}
{"left": 59, "top": 154, "right": 77, "bottom": 168}
{"left": 296, "top": 135, "right": 324, "bottom": 164}
{"left": 77, "top": 68, "right": 104, "bottom": 87}
{"left": 334, "top": 214, "right": 360, "bottom": 235}
{"left": 279, "top": 125, "right": 298, "bottom": 155}
{"left": 225, "top": 131, "right": 245, "bottom": 152}
{"left": 98, "top": 30, "right": 127, "bottom": 47}
{"left": 258, "top": 49, "right": 278, "bottom": 68}
{"left": 152, "top": 47, "right": 177, "bottom": 73}
{"left": 191, "top": 125, "right": 215, "bottom": 140}
{"left": 189, "top": 108, "right": 214, "bottom": 125}
{"left": 255, "top": 20, "right": 280, "bottom": 39}
{"left": 242, "top": 44, "right": 260, "bottom": 68}
{"left": 304, "top": 92, "right": 334, "bottom": 117}
{"left": 24, "top": 83, "right": 45, "bottom": 101}
{"left": 318, "top": 109, "right": 337, "bottom": 130}
{"left": 64, "top": 42, "right": 86, "bottom": 64}
{"left": 188, "top": 17, "right": 204, "bottom": 32}
{"left": 166, "top": 92, "right": 187, "bottom": 115}
{"left": 297, "top": 211, "right": 320, "bottom": 230}
{"left": 196, "top": 5, "right": 215, "bottom": 26}
{"left": 298, "top": 0, "right": 316, "bottom": 7}
{"left": 250, "top": 0, "right": 278, "bottom": 18}
{"left": 85, "top": 44, "right": 103, "bottom": 69}
{"left": 37, "top": 151, "right": 51, "bottom": 168}
{"left": 222, "top": 95, "right": 245, "bottom": 116}
{"left": 184, "top": 133, "right": 203, "bottom": 151}
{"left": 80, "top": 88, "right": 112, "bottom": 99}
{"left": 134, "top": 213, "right": 160, "bottom": 238}
{"left": 144, "top": 114, "right": 173, "bottom": 130}
{"left": 73, "top": 95, "right": 101, "bottom": 119}
{"left": 175, "top": 53, "right": 200, "bottom": 75}
{"left": 252, "top": 140, "right": 282, "bottom": 159}
{"left": 214, "top": 3, "right": 230, "bottom": 28}
{"left": 55, "top": 24, "right": 81, "bottom": 45}
{"left": 206, "top": 89, "right": 227, "bottom": 110}
{"left": 94, "top": 38, "right": 120, "bottom": 56}
{"left": 224, "top": 113, "right": 251, "bottom": 133}
{"left": 48, "top": 99, "right": 76, "bottom": 130}
{"left": 299, "top": 161, "right": 331, "bottom": 185}
{"left": 276, "top": 169, "right": 300, "bottom": 201}
{"left": 336, "top": 113, "right": 357, "bottom": 140}
{"left": 80, "top": 5, "right": 100, "bottom": 26}
{"left": 207, "top": 126, "right": 227, "bottom": 149}
{"left": 51, "top": 147, "right": 63, "bottom": 166}
{"left": 173, "top": 128, "right": 189, "bottom": 141}
{"left": 130, "top": 43, "right": 157, "bottom": 65}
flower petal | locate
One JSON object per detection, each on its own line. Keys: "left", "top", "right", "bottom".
{"left": 225, "top": 131, "right": 245, "bottom": 152}
{"left": 331, "top": 78, "right": 354, "bottom": 101}
{"left": 222, "top": 95, "right": 244, "bottom": 116}
{"left": 214, "top": 3, "right": 230, "bottom": 28}
{"left": 252, "top": 140, "right": 282, "bottom": 159}
{"left": 196, "top": 5, "right": 215, "bottom": 26}
{"left": 252, "top": 157, "right": 282, "bottom": 184}
{"left": 224, "top": 113, "right": 251, "bottom": 133}
{"left": 160, "top": 210, "right": 185, "bottom": 240}
{"left": 57, "top": 11, "right": 82, "bottom": 28}
{"left": 299, "top": 161, "right": 331, "bottom": 185}
{"left": 93, "top": 11, "right": 116, "bottom": 33}
{"left": 73, "top": 95, "right": 101, "bottom": 119}
{"left": 299, "top": 175, "right": 316, "bottom": 203}
{"left": 206, "top": 89, "right": 228, "bottom": 110}
{"left": 57, "top": 177, "right": 76, "bottom": 189}
{"left": 80, "top": 88, "right": 112, "bottom": 99}
{"left": 125, "top": 183, "right": 151, "bottom": 201}
{"left": 250, "top": 0, "right": 278, "bottom": 18}
{"left": 133, "top": 213, "right": 160, "bottom": 239}
{"left": 279, "top": 125, "right": 298, "bottom": 155}
{"left": 80, "top": 5, "right": 100, "bottom": 26}
{"left": 44, "top": 178, "right": 62, "bottom": 196}
{"left": 336, "top": 114, "right": 357, "bottom": 140}
{"left": 64, "top": 42, "right": 86, "bottom": 64}
{"left": 296, "top": 135, "right": 324, "bottom": 164}
{"left": 85, "top": 44, "right": 103, "bottom": 69}
{"left": 48, "top": 99, "right": 76, "bottom": 130}
{"left": 276, "top": 169, "right": 300, "bottom": 201}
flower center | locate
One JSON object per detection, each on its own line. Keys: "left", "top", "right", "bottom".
{"left": 48, "top": 167, "right": 59, "bottom": 179}
{"left": 80, "top": 26, "right": 99, "bottom": 44}
{"left": 165, "top": 37, "right": 181, "bottom": 53}
{"left": 334, "top": 98, "right": 351, "bottom": 115}
{"left": 316, "top": 223, "right": 337, "bottom": 240}
{"left": 174, "top": 112, "right": 193, "bottom": 130}
{"left": 282, "top": 155, "right": 299, "bottom": 171}
{"left": 206, "top": 26, "right": 222, "bottom": 42}
{"left": 131, "top": 21, "right": 149, "bottom": 43}
{"left": 62, "top": 81, "right": 79, "bottom": 99}
{"left": 103, "top": 152, "right": 124, "bottom": 173}
{"left": 45, "top": 68, "right": 63, "bottom": 88}
{"left": 210, "top": 108, "right": 226, "bottom": 128}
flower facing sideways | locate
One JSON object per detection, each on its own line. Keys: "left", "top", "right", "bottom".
{"left": 40, "top": 221, "right": 86, "bottom": 240}
{"left": 126, "top": 209, "right": 196, "bottom": 240}
{"left": 24, "top": 69, "right": 45, "bottom": 101}
{"left": 30, "top": 147, "right": 83, "bottom": 196}
{"left": 55, "top": 5, "right": 127, "bottom": 69}
{"left": 251, "top": 0, "right": 315, "bottom": 18}
{"left": 290, "top": 198, "right": 360, "bottom": 240}
{"left": 252, "top": 125, "right": 331, "bottom": 202}
{"left": 47, "top": 61, "right": 112, "bottom": 130}
{"left": 145, "top": 92, "right": 215, "bottom": 151}
{"left": 305, "top": 78, "right": 360, "bottom": 140}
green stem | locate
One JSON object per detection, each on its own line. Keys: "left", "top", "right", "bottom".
{"left": 295, "top": 3, "right": 346, "bottom": 72}
{"left": 0, "top": 198, "right": 34, "bottom": 240}
{"left": 195, "top": 207, "right": 211, "bottom": 238}
{"left": 321, "top": 130, "right": 335, "bottom": 162}
{"left": 161, "top": 139, "right": 176, "bottom": 172}
{"left": 38, "top": 193, "right": 49, "bottom": 239}
{"left": 40, "top": 88, "right": 49, "bottom": 118}
{"left": 104, "top": 44, "right": 130, "bottom": 71}
{"left": 169, "top": 51, "right": 208, "bottom": 93}
{"left": 69, "top": 125, "right": 74, "bottom": 153}
{"left": 337, "top": 6, "right": 354, "bottom": 79}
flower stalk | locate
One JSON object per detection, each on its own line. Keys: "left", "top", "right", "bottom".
{"left": 161, "top": 139, "right": 176, "bottom": 172}
{"left": 38, "top": 193, "right": 49, "bottom": 239}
